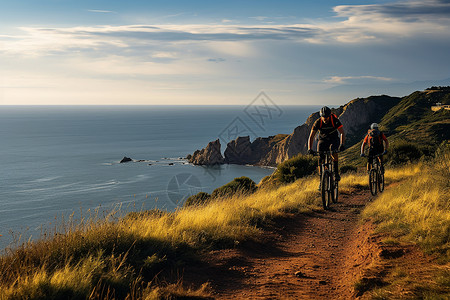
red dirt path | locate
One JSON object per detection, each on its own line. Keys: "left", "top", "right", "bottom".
{"left": 181, "top": 187, "right": 436, "bottom": 299}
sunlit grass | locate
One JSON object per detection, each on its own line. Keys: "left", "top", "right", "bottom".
{"left": 1, "top": 150, "right": 448, "bottom": 299}
{"left": 362, "top": 159, "right": 450, "bottom": 260}
{"left": 0, "top": 174, "right": 322, "bottom": 299}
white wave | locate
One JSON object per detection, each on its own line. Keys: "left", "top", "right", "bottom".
{"left": 15, "top": 182, "right": 81, "bottom": 194}
{"left": 30, "top": 176, "right": 61, "bottom": 183}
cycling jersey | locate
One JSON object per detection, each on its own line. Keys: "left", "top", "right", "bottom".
{"left": 363, "top": 131, "right": 387, "bottom": 153}
{"left": 311, "top": 114, "right": 343, "bottom": 140}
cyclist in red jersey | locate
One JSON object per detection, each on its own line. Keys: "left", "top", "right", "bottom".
{"left": 307, "top": 106, "right": 346, "bottom": 183}
{"left": 361, "top": 123, "right": 389, "bottom": 173}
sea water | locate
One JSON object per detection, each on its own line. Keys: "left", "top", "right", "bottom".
{"left": 0, "top": 105, "right": 319, "bottom": 250}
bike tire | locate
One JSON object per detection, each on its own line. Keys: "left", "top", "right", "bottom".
{"left": 321, "top": 171, "right": 331, "bottom": 210}
{"left": 369, "top": 169, "right": 377, "bottom": 196}
{"left": 378, "top": 171, "right": 385, "bottom": 192}
{"left": 332, "top": 180, "right": 339, "bottom": 203}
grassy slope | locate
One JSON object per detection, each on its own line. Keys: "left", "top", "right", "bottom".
{"left": 341, "top": 89, "right": 450, "bottom": 166}
{"left": 1, "top": 89, "right": 448, "bottom": 299}
{"left": 1, "top": 150, "right": 448, "bottom": 299}
{"left": 360, "top": 145, "right": 450, "bottom": 299}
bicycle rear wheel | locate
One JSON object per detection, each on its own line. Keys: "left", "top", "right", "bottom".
{"left": 369, "top": 169, "right": 377, "bottom": 196}
{"left": 321, "top": 171, "right": 331, "bottom": 210}
{"left": 378, "top": 171, "right": 385, "bottom": 192}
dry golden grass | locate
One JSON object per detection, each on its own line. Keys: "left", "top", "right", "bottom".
{"left": 362, "top": 160, "right": 449, "bottom": 259}
{"left": 0, "top": 174, "right": 323, "bottom": 299}
{"left": 1, "top": 148, "right": 448, "bottom": 299}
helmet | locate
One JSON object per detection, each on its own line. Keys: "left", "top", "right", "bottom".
{"left": 319, "top": 106, "right": 331, "bottom": 118}
{"left": 370, "top": 123, "right": 379, "bottom": 130}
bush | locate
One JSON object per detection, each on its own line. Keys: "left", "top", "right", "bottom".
{"left": 211, "top": 176, "right": 257, "bottom": 198}
{"left": 273, "top": 154, "right": 317, "bottom": 183}
{"left": 184, "top": 192, "right": 211, "bottom": 207}
{"left": 386, "top": 142, "right": 423, "bottom": 166}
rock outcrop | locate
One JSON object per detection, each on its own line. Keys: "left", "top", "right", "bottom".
{"left": 188, "top": 139, "right": 225, "bottom": 165}
{"left": 224, "top": 134, "right": 289, "bottom": 165}
{"left": 120, "top": 156, "right": 133, "bottom": 163}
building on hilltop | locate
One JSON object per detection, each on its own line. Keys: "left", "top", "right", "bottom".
{"left": 431, "top": 102, "right": 450, "bottom": 111}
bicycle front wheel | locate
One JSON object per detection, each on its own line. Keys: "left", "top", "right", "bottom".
{"left": 369, "top": 169, "right": 377, "bottom": 196}
{"left": 332, "top": 180, "right": 339, "bottom": 203}
{"left": 378, "top": 171, "right": 385, "bottom": 192}
{"left": 321, "top": 171, "right": 331, "bottom": 209}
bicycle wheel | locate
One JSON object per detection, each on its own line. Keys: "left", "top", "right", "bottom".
{"left": 369, "top": 169, "right": 377, "bottom": 196}
{"left": 332, "top": 180, "right": 339, "bottom": 203}
{"left": 321, "top": 171, "right": 331, "bottom": 210}
{"left": 378, "top": 171, "right": 385, "bottom": 192}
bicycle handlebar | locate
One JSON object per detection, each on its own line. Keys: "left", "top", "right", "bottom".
{"left": 309, "top": 145, "right": 340, "bottom": 156}
{"left": 368, "top": 152, "right": 386, "bottom": 158}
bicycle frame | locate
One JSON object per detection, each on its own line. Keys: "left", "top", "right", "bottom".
{"left": 368, "top": 153, "right": 384, "bottom": 196}
{"left": 314, "top": 146, "right": 340, "bottom": 209}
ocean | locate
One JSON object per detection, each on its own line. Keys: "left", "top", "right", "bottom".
{"left": 0, "top": 105, "right": 320, "bottom": 251}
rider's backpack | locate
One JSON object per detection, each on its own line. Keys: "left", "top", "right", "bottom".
{"left": 367, "top": 129, "right": 383, "bottom": 148}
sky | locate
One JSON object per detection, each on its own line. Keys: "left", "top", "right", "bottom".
{"left": 1, "top": 0, "right": 450, "bottom": 105}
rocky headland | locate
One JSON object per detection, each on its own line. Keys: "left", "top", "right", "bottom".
{"left": 189, "top": 95, "right": 401, "bottom": 166}
{"left": 187, "top": 139, "right": 225, "bottom": 165}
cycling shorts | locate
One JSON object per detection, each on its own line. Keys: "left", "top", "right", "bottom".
{"left": 317, "top": 136, "right": 340, "bottom": 152}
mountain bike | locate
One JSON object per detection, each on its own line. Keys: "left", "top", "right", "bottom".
{"left": 312, "top": 147, "right": 339, "bottom": 210}
{"left": 368, "top": 153, "right": 384, "bottom": 196}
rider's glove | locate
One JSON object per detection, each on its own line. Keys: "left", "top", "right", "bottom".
{"left": 339, "top": 144, "right": 345, "bottom": 152}
{"left": 360, "top": 153, "right": 366, "bottom": 157}
{"left": 307, "top": 149, "right": 315, "bottom": 155}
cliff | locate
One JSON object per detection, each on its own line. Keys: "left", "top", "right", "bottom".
{"left": 188, "top": 139, "right": 225, "bottom": 165}
{"left": 189, "top": 95, "right": 401, "bottom": 166}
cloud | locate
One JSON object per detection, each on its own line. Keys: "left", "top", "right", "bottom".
{"left": 249, "top": 16, "right": 269, "bottom": 21}
{"left": 3, "top": 0, "right": 450, "bottom": 59}
{"left": 207, "top": 58, "right": 226, "bottom": 63}
{"left": 87, "top": 9, "right": 116, "bottom": 14}
{"left": 324, "top": 76, "right": 394, "bottom": 84}
{"left": 334, "top": 0, "right": 450, "bottom": 19}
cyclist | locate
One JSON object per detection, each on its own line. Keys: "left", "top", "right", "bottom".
{"left": 360, "top": 123, "right": 389, "bottom": 173}
{"left": 307, "top": 106, "right": 346, "bottom": 185}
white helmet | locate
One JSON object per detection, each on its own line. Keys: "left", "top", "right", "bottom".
{"left": 370, "top": 123, "right": 379, "bottom": 130}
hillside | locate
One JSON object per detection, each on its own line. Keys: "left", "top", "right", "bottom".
{"left": 1, "top": 88, "right": 448, "bottom": 299}
{"left": 1, "top": 145, "right": 448, "bottom": 299}
{"left": 341, "top": 88, "right": 450, "bottom": 166}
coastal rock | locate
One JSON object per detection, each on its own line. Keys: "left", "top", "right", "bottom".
{"left": 223, "top": 134, "right": 289, "bottom": 165}
{"left": 188, "top": 139, "right": 225, "bottom": 165}
{"left": 120, "top": 156, "right": 133, "bottom": 163}
{"left": 224, "top": 136, "right": 253, "bottom": 164}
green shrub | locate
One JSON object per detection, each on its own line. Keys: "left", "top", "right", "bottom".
{"left": 184, "top": 192, "right": 211, "bottom": 207}
{"left": 386, "top": 142, "right": 423, "bottom": 166}
{"left": 211, "top": 176, "right": 257, "bottom": 198}
{"left": 273, "top": 154, "right": 317, "bottom": 183}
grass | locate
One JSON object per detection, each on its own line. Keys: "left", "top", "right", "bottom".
{"left": 1, "top": 146, "right": 448, "bottom": 299}
{"left": 361, "top": 164, "right": 450, "bottom": 260}
{"left": 357, "top": 145, "right": 450, "bottom": 299}
{"left": 0, "top": 173, "right": 323, "bottom": 299}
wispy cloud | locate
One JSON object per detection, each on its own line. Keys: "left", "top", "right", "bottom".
{"left": 87, "top": 9, "right": 117, "bottom": 14}
{"left": 2, "top": 1, "right": 450, "bottom": 60}
{"left": 325, "top": 76, "right": 394, "bottom": 84}
{"left": 207, "top": 58, "right": 226, "bottom": 63}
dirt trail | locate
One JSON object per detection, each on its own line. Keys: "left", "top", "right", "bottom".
{"left": 183, "top": 188, "right": 382, "bottom": 299}
{"left": 179, "top": 183, "right": 445, "bottom": 299}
